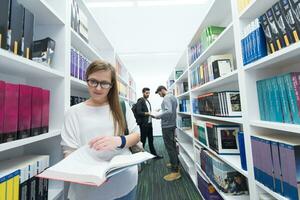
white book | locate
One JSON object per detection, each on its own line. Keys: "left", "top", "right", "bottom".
{"left": 37, "top": 146, "right": 154, "bottom": 187}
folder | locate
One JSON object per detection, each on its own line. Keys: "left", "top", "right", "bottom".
{"left": 31, "top": 87, "right": 42, "bottom": 136}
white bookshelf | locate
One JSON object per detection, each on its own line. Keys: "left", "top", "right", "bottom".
{"left": 0, "top": 0, "right": 136, "bottom": 199}
{"left": 169, "top": 0, "right": 300, "bottom": 199}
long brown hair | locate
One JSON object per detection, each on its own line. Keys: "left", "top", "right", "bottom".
{"left": 85, "top": 60, "right": 125, "bottom": 136}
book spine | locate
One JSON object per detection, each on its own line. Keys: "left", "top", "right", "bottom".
{"left": 259, "top": 14, "right": 277, "bottom": 53}
{"left": 271, "top": 77, "right": 284, "bottom": 122}
{"left": 271, "top": 141, "right": 283, "bottom": 194}
{"left": 31, "top": 87, "right": 42, "bottom": 136}
{"left": 284, "top": 73, "right": 300, "bottom": 124}
{"left": 255, "top": 18, "right": 268, "bottom": 59}
{"left": 41, "top": 89, "right": 50, "bottom": 134}
{"left": 18, "top": 84, "right": 32, "bottom": 139}
{"left": 257, "top": 80, "right": 265, "bottom": 120}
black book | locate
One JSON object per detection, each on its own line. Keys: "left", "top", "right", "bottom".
{"left": 280, "top": 0, "right": 300, "bottom": 42}
{"left": 259, "top": 13, "right": 278, "bottom": 53}
{"left": 27, "top": 176, "right": 37, "bottom": 200}
{"left": 289, "top": 0, "right": 300, "bottom": 33}
{"left": 19, "top": 180, "right": 28, "bottom": 200}
{"left": 0, "top": 0, "right": 11, "bottom": 49}
{"left": 23, "top": 8, "right": 34, "bottom": 59}
{"left": 10, "top": 0, "right": 24, "bottom": 55}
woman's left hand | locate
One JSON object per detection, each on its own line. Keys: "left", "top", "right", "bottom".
{"left": 89, "top": 136, "right": 122, "bottom": 151}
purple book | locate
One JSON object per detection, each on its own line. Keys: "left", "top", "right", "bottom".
{"left": 17, "top": 84, "right": 32, "bottom": 139}
{"left": 264, "top": 139, "right": 275, "bottom": 190}
{"left": 31, "top": 87, "right": 42, "bottom": 136}
{"left": 293, "top": 72, "right": 300, "bottom": 117}
{"left": 79, "top": 55, "right": 83, "bottom": 80}
{"left": 2, "top": 83, "right": 19, "bottom": 143}
{"left": 74, "top": 50, "right": 78, "bottom": 78}
{"left": 0, "top": 81, "right": 5, "bottom": 143}
{"left": 70, "top": 48, "right": 74, "bottom": 77}
{"left": 41, "top": 89, "right": 50, "bottom": 133}
{"left": 271, "top": 141, "right": 283, "bottom": 194}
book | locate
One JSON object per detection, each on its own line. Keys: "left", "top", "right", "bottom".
{"left": 259, "top": 13, "right": 277, "bottom": 53}
{"left": 18, "top": 84, "right": 32, "bottom": 139}
{"left": 0, "top": 81, "right": 5, "bottom": 143}
{"left": 41, "top": 89, "right": 50, "bottom": 134}
{"left": 78, "top": 6, "right": 88, "bottom": 42}
{"left": 31, "top": 87, "right": 42, "bottom": 136}
{"left": 22, "top": 7, "right": 34, "bottom": 59}
{"left": 32, "top": 37, "right": 56, "bottom": 67}
{"left": 10, "top": 0, "right": 24, "bottom": 55}
{"left": 0, "top": 0, "right": 11, "bottom": 50}
{"left": 37, "top": 146, "right": 154, "bottom": 186}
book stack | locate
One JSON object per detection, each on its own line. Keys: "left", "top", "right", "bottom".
{"left": 70, "top": 96, "right": 88, "bottom": 106}
{"left": 188, "top": 26, "right": 225, "bottom": 65}
{"left": 176, "top": 82, "right": 189, "bottom": 96}
{"left": 71, "top": 0, "right": 89, "bottom": 42}
{"left": 237, "top": 0, "right": 252, "bottom": 13}
{"left": 70, "top": 47, "right": 91, "bottom": 81}
{"left": 0, "top": 0, "right": 34, "bottom": 59}
{"left": 241, "top": 18, "right": 267, "bottom": 65}
{"left": 178, "top": 99, "right": 190, "bottom": 113}
{"left": 177, "top": 116, "right": 192, "bottom": 130}
{"left": 197, "top": 172, "right": 223, "bottom": 200}
{"left": 251, "top": 134, "right": 300, "bottom": 200}
{"left": 256, "top": 72, "right": 300, "bottom": 124}
{"left": 258, "top": 1, "right": 300, "bottom": 55}
{"left": 190, "top": 54, "right": 234, "bottom": 89}
{"left": 200, "top": 149, "right": 248, "bottom": 195}
{"left": 0, "top": 155, "right": 49, "bottom": 200}
{"left": 192, "top": 91, "right": 242, "bottom": 117}
{"left": 0, "top": 81, "right": 50, "bottom": 144}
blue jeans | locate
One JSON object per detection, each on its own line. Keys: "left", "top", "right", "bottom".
{"left": 115, "top": 186, "right": 137, "bottom": 200}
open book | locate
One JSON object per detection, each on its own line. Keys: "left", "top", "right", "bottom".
{"left": 37, "top": 146, "right": 154, "bottom": 186}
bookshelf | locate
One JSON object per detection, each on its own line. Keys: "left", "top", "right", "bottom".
{"left": 170, "top": 0, "right": 300, "bottom": 199}
{"left": 0, "top": 0, "right": 136, "bottom": 199}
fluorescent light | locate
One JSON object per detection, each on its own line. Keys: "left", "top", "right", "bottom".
{"left": 137, "top": 0, "right": 209, "bottom": 7}
{"left": 87, "top": 1, "right": 135, "bottom": 8}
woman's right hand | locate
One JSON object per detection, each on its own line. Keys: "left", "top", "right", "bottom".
{"left": 89, "top": 136, "right": 122, "bottom": 151}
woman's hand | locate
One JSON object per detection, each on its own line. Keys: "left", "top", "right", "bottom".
{"left": 89, "top": 136, "right": 121, "bottom": 151}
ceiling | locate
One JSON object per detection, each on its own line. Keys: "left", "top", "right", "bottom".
{"left": 86, "top": 0, "right": 211, "bottom": 89}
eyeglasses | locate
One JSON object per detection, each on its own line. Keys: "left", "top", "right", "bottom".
{"left": 87, "top": 79, "right": 112, "bottom": 89}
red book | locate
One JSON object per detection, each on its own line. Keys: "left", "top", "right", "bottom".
{"left": 31, "top": 87, "right": 42, "bottom": 136}
{"left": 18, "top": 85, "right": 32, "bottom": 139}
{"left": 3, "top": 83, "right": 19, "bottom": 143}
{"left": 0, "top": 81, "right": 5, "bottom": 143}
{"left": 42, "top": 89, "right": 50, "bottom": 134}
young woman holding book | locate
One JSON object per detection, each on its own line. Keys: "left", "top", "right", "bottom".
{"left": 61, "top": 60, "right": 140, "bottom": 200}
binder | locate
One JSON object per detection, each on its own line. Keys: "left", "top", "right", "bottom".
{"left": 31, "top": 87, "right": 42, "bottom": 136}
{"left": 0, "top": 0, "right": 11, "bottom": 49}
{"left": 41, "top": 89, "right": 50, "bottom": 134}
{"left": 18, "top": 84, "right": 32, "bottom": 139}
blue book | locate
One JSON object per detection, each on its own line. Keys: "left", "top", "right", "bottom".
{"left": 271, "top": 140, "right": 283, "bottom": 194}
{"left": 271, "top": 77, "right": 284, "bottom": 122}
{"left": 255, "top": 18, "right": 268, "bottom": 59}
{"left": 250, "top": 21, "right": 258, "bottom": 62}
{"left": 257, "top": 80, "right": 266, "bottom": 120}
{"left": 284, "top": 73, "right": 300, "bottom": 124}
{"left": 277, "top": 75, "right": 293, "bottom": 123}
{"left": 238, "top": 132, "right": 247, "bottom": 171}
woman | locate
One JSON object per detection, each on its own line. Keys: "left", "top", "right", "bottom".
{"left": 61, "top": 60, "right": 140, "bottom": 200}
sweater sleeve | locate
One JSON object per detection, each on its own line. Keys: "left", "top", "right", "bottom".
{"left": 156, "top": 96, "right": 173, "bottom": 119}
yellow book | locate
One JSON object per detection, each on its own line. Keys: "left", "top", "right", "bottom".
{"left": 13, "top": 175, "right": 20, "bottom": 200}
{"left": 0, "top": 177, "right": 6, "bottom": 200}
{"left": 6, "top": 178, "right": 13, "bottom": 200}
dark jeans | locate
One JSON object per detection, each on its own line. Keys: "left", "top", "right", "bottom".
{"left": 162, "top": 126, "right": 179, "bottom": 172}
{"left": 140, "top": 123, "right": 157, "bottom": 155}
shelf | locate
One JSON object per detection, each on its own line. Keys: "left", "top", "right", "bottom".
{"left": 256, "top": 181, "right": 288, "bottom": 200}
{"left": 0, "top": 130, "right": 61, "bottom": 152}
{"left": 250, "top": 120, "right": 300, "bottom": 134}
{"left": 190, "top": 70, "right": 238, "bottom": 94}
{"left": 176, "top": 91, "right": 190, "bottom": 98}
{"left": 177, "top": 128, "right": 194, "bottom": 140}
{"left": 18, "top": 0, "right": 65, "bottom": 25}
{"left": 198, "top": 168, "right": 250, "bottom": 200}
{"left": 70, "top": 77, "right": 87, "bottom": 92}
{"left": 179, "top": 152, "right": 194, "bottom": 170}
{"left": 0, "top": 49, "right": 64, "bottom": 79}
{"left": 177, "top": 112, "right": 192, "bottom": 116}
{"left": 243, "top": 42, "right": 300, "bottom": 72}
{"left": 71, "top": 29, "right": 102, "bottom": 61}
{"left": 48, "top": 188, "right": 64, "bottom": 200}
{"left": 189, "top": 23, "right": 234, "bottom": 69}
{"left": 178, "top": 142, "right": 194, "bottom": 161}
{"left": 193, "top": 114, "right": 243, "bottom": 124}
{"left": 239, "top": 0, "right": 278, "bottom": 20}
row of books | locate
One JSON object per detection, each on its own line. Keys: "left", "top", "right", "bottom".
{"left": 197, "top": 171, "right": 223, "bottom": 200}
{"left": 0, "top": 155, "right": 49, "bottom": 200}
{"left": 192, "top": 91, "right": 242, "bottom": 117}
{"left": 0, "top": 81, "right": 50, "bottom": 144}
{"left": 176, "top": 82, "right": 188, "bottom": 96}
{"left": 259, "top": 0, "right": 300, "bottom": 55}
{"left": 177, "top": 116, "right": 192, "bottom": 130}
{"left": 178, "top": 99, "right": 190, "bottom": 113}
{"left": 70, "top": 47, "right": 91, "bottom": 81}
{"left": 190, "top": 54, "right": 234, "bottom": 89}
{"left": 71, "top": 0, "right": 89, "bottom": 42}
{"left": 251, "top": 134, "right": 300, "bottom": 200}
{"left": 256, "top": 72, "right": 300, "bottom": 124}
{"left": 0, "top": 0, "right": 56, "bottom": 66}
{"left": 241, "top": 18, "right": 267, "bottom": 65}
{"left": 70, "top": 96, "right": 88, "bottom": 106}
{"left": 193, "top": 120, "right": 240, "bottom": 155}
{"left": 117, "top": 80, "right": 127, "bottom": 98}
{"left": 237, "top": 0, "right": 252, "bottom": 13}
{"left": 188, "top": 26, "right": 225, "bottom": 65}
{"left": 200, "top": 149, "right": 249, "bottom": 195}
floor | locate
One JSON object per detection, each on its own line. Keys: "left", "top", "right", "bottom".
{"left": 137, "top": 136, "right": 202, "bottom": 200}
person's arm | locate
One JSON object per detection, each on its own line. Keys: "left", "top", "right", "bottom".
{"left": 155, "top": 96, "right": 173, "bottom": 119}
{"left": 136, "top": 98, "right": 150, "bottom": 117}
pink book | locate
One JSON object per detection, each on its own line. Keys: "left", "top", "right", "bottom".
{"left": 18, "top": 84, "right": 32, "bottom": 139}
{"left": 0, "top": 81, "right": 5, "bottom": 143}
{"left": 31, "top": 87, "right": 42, "bottom": 136}
{"left": 41, "top": 89, "right": 50, "bottom": 134}
{"left": 3, "top": 83, "right": 19, "bottom": 143}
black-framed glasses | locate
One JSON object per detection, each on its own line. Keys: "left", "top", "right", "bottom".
{"left": 87, "top": 79, "right": 112, "bottom": 89}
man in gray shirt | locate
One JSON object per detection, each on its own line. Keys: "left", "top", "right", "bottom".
{"left": 153, "top": 85, "right": 181, "bottom": 181}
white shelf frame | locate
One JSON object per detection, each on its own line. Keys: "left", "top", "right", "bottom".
{"left": 193, "top": 114, "right": 243, "bottom": 124}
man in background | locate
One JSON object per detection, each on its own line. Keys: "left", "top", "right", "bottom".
{"left": 153, "top": 85, "right": 180, "bottom": 181}
{"left": 136, "top": 87, "right": 163, "bottom": 159}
